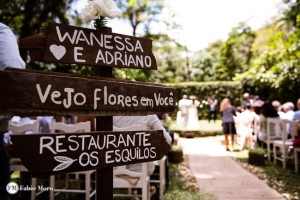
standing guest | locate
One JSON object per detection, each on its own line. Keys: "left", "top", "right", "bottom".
{"left": 0, "top": 22, "right": 25, "bottom": 200}
{"left": 243, "top": 93, "right": 253, "bottom": 108}
{"left": 177, "top": 94, "right": 190, "bottom": 127}
{"left": 220, "top": 98, "right": 237, "bottom": 151}
{"left": 252, "top": 95, "right": 264, "bottom": 107}
{"left": 236, "top": 103, "right": 255, "bottom": 150}
{"left": 208, "top": 95, "right": 218, "bottom": 123}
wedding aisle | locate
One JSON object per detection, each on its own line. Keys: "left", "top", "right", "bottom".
{"left": 179, "top": 136, "right": 285, "bottom": 200}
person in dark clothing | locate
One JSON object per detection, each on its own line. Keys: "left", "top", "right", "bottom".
{"left": 208, "top": 96, "right": 218, "bottom": 123}
{"left": 220, "top": 98, "right": 237, "bottom": 151}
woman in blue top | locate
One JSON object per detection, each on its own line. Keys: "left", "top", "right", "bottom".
{"left": 220, "top": 98, "right": 237, "bottom": 151}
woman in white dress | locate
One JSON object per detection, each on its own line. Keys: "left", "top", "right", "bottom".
{"left": 187, "top": 95, "right": 200, "bottom": 130}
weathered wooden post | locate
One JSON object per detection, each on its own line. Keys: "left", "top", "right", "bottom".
{"left": 94, "top": 38, "right": 113, "bottom": 199}
{"left": 0, "top": 22, "right": 175, "bottom": 199}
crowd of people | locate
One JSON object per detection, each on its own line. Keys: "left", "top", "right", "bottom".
{"left": 175, "top": 92, "right": 300, "bottom": 152}
{"left": 221, "top": 93, "right": 300, "bottom": 151}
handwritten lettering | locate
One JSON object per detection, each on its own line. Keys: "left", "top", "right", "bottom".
{"left": 39, "top": 132, "right": 155, "bottom": 168}
{"left": 46, "top": 24, "right": 156, "bottom": 69}
{"left": 95, "top": 49, "right": 151, "bottom": 68}
{"left": 36, "top": 84, "right": 86, "bottom": 109}
{"left": 35, "top": 84, "right": 174, "bottom": 110}
{"left": 154, "top": 93, "right": 174, "bottom": 106}
{"left": 56, "top": 25, "right": 143, "bottom": 52}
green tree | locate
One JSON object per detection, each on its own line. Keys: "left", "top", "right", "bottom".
{"left": 116, "top": 0, "right": 165, "bottom": 36}
{"left": 113, "top": 33, "right": 187, "bottom": 83}
{"left": 215, "top": 22, "right": 256, "bottom": 80}
{"left": 0, "top": 0, "right": 76, "bottom": 41}
{"left": 112, "top": 0, "right": 185, "bottom": 83}
{"left": 150, "top": 34, "right": 187, "bottom": 83}
{"left": 189, "top": 51, "right": 215, "bottom": 82}
{"left": 281, "top": 0, "right": 300, "bottom": 27}
{"left": 189, "top": 40, "right": 223, "bottom": 82}
{"left": 0, "top": 0, "right": 82, "bottom": 73}
{"left": 236, "top": 0, "right": 300, "bottom": 102}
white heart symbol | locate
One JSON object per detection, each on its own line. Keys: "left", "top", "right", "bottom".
{"left": 49, "top": 44, "right": 66, "bottom": 60}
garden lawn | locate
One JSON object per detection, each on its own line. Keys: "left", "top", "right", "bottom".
{"left": 169, "top": 120, "right": 222, "bottom": 137}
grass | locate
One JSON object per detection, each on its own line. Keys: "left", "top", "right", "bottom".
{"left": 169, "top": 120, "right": 223, "bottom": 137}
{"left": 164, "top": 162, "right": 216, "bottom": 200}
{"left": 235, "top": 150, "right": 300, "bottom": 200}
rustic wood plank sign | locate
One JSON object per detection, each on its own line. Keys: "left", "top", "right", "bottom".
{"left": 10, "top": 130, "right": 170, "bottom": 176}
{"left": 13, "top": 22, "right": 174, "bottom": 200}
{"left": 0, "top": 68, "right": 175, "bottom": 116}
{"left": 20, "top": 23, "right": 157, "bottom": 70}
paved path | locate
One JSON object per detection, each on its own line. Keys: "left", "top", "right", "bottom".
{"left": 179, "top": 136, "right": 285, "bottom": 200}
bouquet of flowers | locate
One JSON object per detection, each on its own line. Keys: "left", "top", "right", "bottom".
{"left": 80, "top": 0, "right": 121, "bottom": 29}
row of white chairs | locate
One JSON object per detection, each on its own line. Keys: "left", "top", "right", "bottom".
{"left": 259, "top": 117, "right": 300, "bottom": 172}
{"left": 8, "top": 120, "right": 95, "bottom": 200}
{"left": 8, "top": 119, "right": 167, "bottom": 200}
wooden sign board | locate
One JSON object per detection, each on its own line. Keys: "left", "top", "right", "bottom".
{"left": 20, "top": 23, "right": 157, "bottom": 70}
{"left": 10, "top": 130, "right": 170, "bottom": 176}
{"left": 0, "top": 68, "right": 175, "bottom": 116}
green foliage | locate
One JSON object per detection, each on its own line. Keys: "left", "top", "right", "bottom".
{"left": 0, "top": 0, "right": 83, "bottom": 73}
{"left": 114, "top": 33, "right": 188, "bottom": 83}
{"left": 190, "top": 51, "right": 216, "bottom": 81}
{"left": 189, "top": 41, "right": 223, "bottom": 82}
{"left": 229, "top": 1, "right": 300, "bottom": 103}
{"left": 235, "top": 20, "right": 300, "bottom": 103}
{"left": 151, "top": 34, "right": 187, "bottom": 83}
{"left": 236, "top": 154, "right": 300, "bottom": 199}
{"left": 215, "top": 22, "right": 256, "bottom": 80}
{"left": 94, "top": 16, "right": 108, "bottom": 30}
{"left": 169, "top": 120, "right": 223, "bottom": 137}
{"left": 111, "top": 1, "right": 186, "bottom": 83}
{"left": 0, "top": 0, "right": 76, "bottom": 38}
{"left": 249, "top": 147, "right": 265, "bottom": 155}
{"left": 281, "top": 0, "right": 300, "bottom": 27}
{"left": 165, "top": 164, "right": 216, "bottom": 200}
{"left": 115, "top": 0, "right": 165, "bottom": 36}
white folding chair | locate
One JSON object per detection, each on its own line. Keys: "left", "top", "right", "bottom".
{"left": 294, "top": 147, "right": 300, "bottom": 173}
{"left": 9, "top": 120, "right": 39, "bottom": 200}
{"left": 49, "top": 121, "right": 95, "bottom": 200}
{"left": 273, "top": 119, "right": 298, "bottom": 168}
{"left": 150, "top": 155, "right": 167, "bottom": 200}
{"left": 113, "top": 124, "right": 151, "bottom": 200}
{"left": 251, "top": 115, "right": 261, "bottom": 149}
{"left": 266, "top": 118, "right": 282, "bottom": 160}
